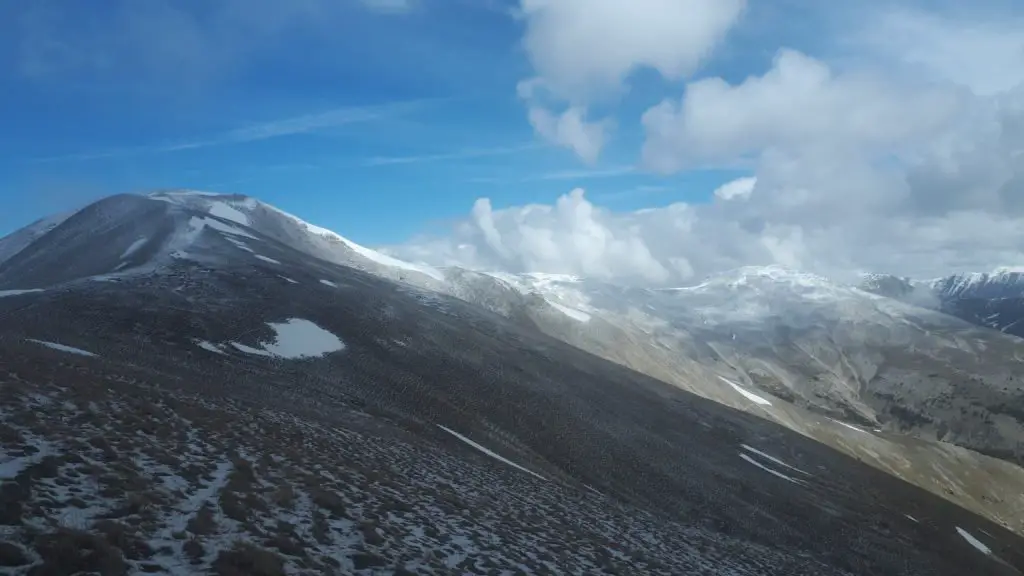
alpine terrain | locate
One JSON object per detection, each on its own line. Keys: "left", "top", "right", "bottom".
{"left": 861, "top": 270, "right": 1024, "bottom": 340}
{"left": 1, "top": 190, "right": 1023, "bottom": 575}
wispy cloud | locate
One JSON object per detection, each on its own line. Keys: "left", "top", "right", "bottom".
{"left": 360, "top": 0, "right": 418, "bottom": 14}
{"left": 360, "top": 142, "right": 546, "bottom": 167}
{"left": 27, "top": 99, "right": 433, "bottom": 163}
{"left": 526, "top": 165, "right": 637, "bottom": 181}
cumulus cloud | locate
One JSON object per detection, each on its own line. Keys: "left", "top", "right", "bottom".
{"left": 857, "top": 8, "right": 1024, "bottom": 97}
{"left": 516, "top": 0, "right": 745, "bottom": 162}
{"left": 393, "top": 7, "right": 1024, "bottom": 285}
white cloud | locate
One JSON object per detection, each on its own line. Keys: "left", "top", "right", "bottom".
{"left": 393, "top": 8, "right": 1024, "bottom": 285}
{"left": 714, "top": 176, "right": 756, "bottom": 200}
{"left": 857, "top": 8, "right": 1024, "bottom": 96}
{"left": 519, "top": 0, "right": 746, "bottom": 100}
{"left": 516, "top": 0, "right": 745, "bottom": 162}
{"left": 526, "top": 106, "right": 609, "bottom": 165}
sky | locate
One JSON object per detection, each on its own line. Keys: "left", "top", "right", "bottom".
{"left": 1, "top": 0, "right": 1023, "bottom": 285}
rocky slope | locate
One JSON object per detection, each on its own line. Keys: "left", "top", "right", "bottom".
{"left": 0, "top": 192, "right": 1023, "bottom": 574}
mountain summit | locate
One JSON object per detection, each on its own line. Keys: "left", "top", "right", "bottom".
{"left": 1, "top": 191, "right": 1023, "bottom": 574}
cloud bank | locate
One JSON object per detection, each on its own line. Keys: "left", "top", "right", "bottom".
{"left": 392, "top": 5, "right": 1024, "bottom": 285}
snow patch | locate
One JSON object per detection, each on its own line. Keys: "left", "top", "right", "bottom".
{"left": 26, "top": 339, "right": 97, "bottom": 357}
{"left": 254, "top": 254, "right": 281, "bottom": 265}
{"left": 955, "top": 527, "right": 991, "bottom": 555}
{"left": 280, "top": 276, "right": 298, "bottom": 284}
{"left": 905, "top": 514, "right": 919, "bottom": 523}
{"left": 437, "top": 425, "right": 547, "bottom": 481}
{"left": 194, "top": 340, "right": 226, "bottom": 355}
{"left": 121, "top": 237, "right": 148, "bottom": 259}
{"left": 718, "top": 376, "right": 773, "bottom": 406}
{"left": 0, "top": 289, "right": 44, "bottom": 298}
{"left": 231, "top": 318, "right": 344, "bottom": 359}
{"left": 320, "top": 279, "right": 338, "bottom": 287}
{"left": 187, "top": 216, "right": 257, "bottom": 241}
{"left": 209, "top": 202, "right": 251, "bottom": 226}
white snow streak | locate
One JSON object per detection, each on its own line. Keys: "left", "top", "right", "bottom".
{"left": 955, "top": 527, "right": 991, "bottom": 555}
{"left": 121, "top": 237, "right": 148, "bottom": 259}
{"left": 254, "top": 254, "right": 281, "bottom": 265}
{"left": 26, "top": 339, "right": 97, "bottom": 357}
{"left": 194, "top": 340, "right": 226, "bottom": 355}
{"left": 209, "top": 202, "right": 251, "bottom": 226}
{"left": 320, "top": 279, "right": 338, "bottom": 287}
{"left": 738, "top": 453, "right": 806, "bottom": 485}
{"left": 438, "top": 425, "right": 547, "bottom": 481}
{"left": 829, "top": 418, "right": 869, "bottom": 434}
{"left": 0, "top": 289, "right": 44, "bottom": 298}
{"left": 719, "top": 376, "right": 773, "bottom": 406}
{"left": 740, "top": 444, "right": 812, "bottom": 476}
{"left": 549, "top": 301, "right": 592, "bottom": 322}
{"left": 280, "top": 276, "right": 298, "bottom": 284}
{"left": 225, "top": 237, "right": 255, "bottom": 253}
{"left": 231, "top": 318, "right": 344, "bottom": 359}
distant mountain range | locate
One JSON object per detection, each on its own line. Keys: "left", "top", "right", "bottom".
{"left": 860, "top": 270, "right": 1024, "bottom": 337}
{"left": 1, "top": 190, "right": 1023, "bottom": 574}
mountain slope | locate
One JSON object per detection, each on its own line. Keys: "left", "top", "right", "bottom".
{"left": 861, "top": 269, "right": 1024, "bottom": 339}
{"left": 1, "top": 192, "right": 1024, "bottom": 574}
{"left": 438, "top": 266, "right": 1024, "bottom": 464}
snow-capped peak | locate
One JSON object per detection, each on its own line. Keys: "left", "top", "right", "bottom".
{"left": 148, "top": 190, "right": 445, "bottom": 282}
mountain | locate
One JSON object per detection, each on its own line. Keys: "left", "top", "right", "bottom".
{"left": 438, "top": 266, "right": 1024, "bottom": 463}
{"left": 860, "top": 270, "right": 1024, "bottom": 338}
{"left": 1, "top": 191, "right": 1023, "bottom": 574}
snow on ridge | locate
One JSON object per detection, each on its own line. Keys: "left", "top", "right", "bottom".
{"left": 26, "top": 339, "right": 97, "bottom": 357}
{"left": 259, "top": 202, "right": 445, "bottom": 281}
{"left": 231, "top": 318, "right": 344, "bottom": 360}
{"left": 437, "top": 425, "right": 547, "bottom": 481}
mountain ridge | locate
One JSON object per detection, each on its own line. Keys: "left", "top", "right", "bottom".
{"left": 3, "top": 190, "right": 1024, "bottom": 558}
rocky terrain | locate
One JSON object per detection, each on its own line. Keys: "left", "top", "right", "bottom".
{"left": 0, "top": 191, "right": 1023, "bottom": 574}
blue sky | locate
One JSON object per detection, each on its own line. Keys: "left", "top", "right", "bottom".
{"left": 0, "top": 0, "right": 771, "bottom": 242}
{"left": 2, "top": 0, "right": 1018, "bottom": 273}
